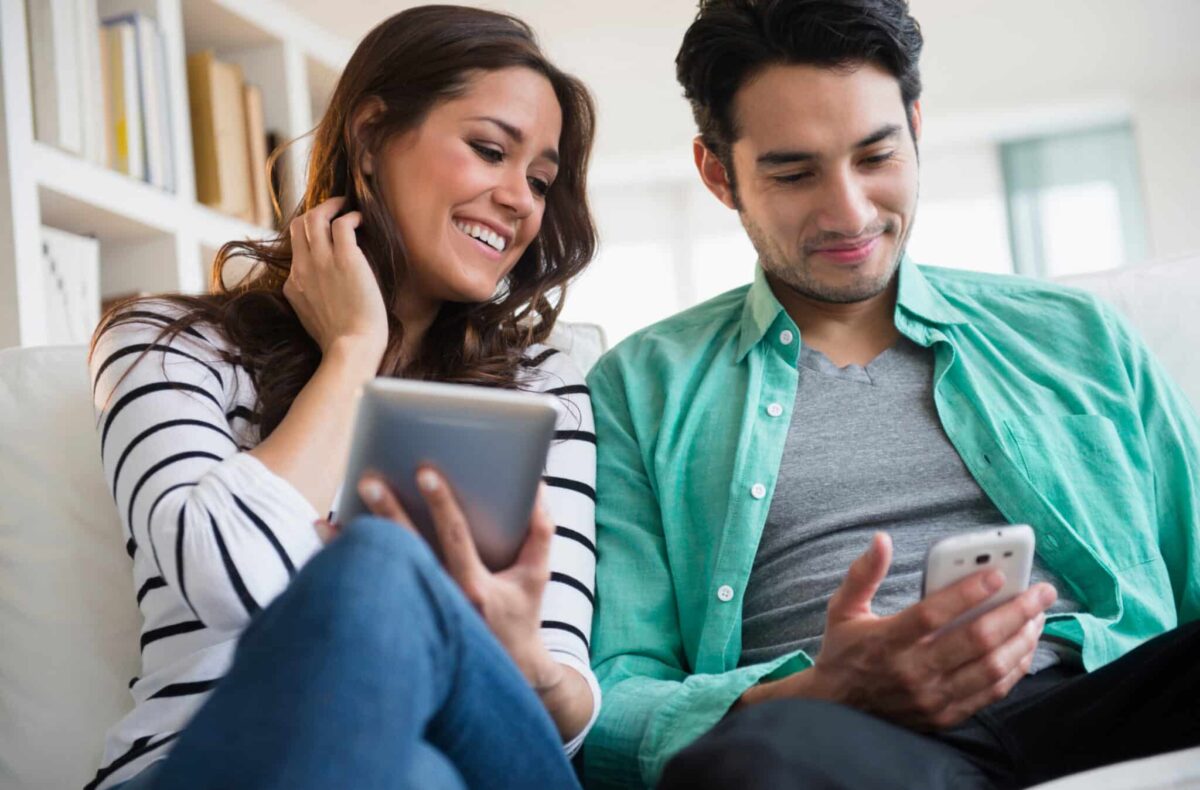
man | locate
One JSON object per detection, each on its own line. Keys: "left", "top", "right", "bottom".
{"left": 582, "top": 1, "right": 1200, "bottom": 788}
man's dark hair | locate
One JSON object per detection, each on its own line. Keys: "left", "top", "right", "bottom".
{"left": 676, "top": 0, "right": 923, "bottom": 187}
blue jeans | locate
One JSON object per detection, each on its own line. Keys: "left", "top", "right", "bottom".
{"left": 113, "top": 517, "right": 581, "bottom": 790}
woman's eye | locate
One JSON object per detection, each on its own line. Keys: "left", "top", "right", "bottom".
{"left": 470, "top": 142, "right": 504, "bottom": 163}
{"left": 528, "top": 177, "right": 550, "bottom": 197}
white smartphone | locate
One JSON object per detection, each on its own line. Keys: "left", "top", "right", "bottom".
{"left": 334, "top": 378, "right": 558, "bottom": 570}
{"left": 921, "top": 525, "right": 1036, "bottom": 631}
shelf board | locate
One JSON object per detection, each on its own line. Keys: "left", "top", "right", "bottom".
{"left": 181, "top": 0, "right": 279, "bottom": 54}
{"left": 182, "top": 0, "right": 351, "bottom": 71}
{"left": 34, "top": 142, "right": 180, "bottom": 241}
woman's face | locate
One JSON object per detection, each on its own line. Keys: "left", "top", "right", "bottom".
{"left": 374, "top": 67, "right": 564, "bottom": 305}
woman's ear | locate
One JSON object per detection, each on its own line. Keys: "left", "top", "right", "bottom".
{"left": 351, "top": 97, "right": 387, "bottom": 175}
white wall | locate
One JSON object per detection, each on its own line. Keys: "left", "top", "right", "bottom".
{"left": 907, "top": 141, "right": 1012, "bottom": 274}
{"left": 1134, "top": 87, "right": 1200, "bottom": 261}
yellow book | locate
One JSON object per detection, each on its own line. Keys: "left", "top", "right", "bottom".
{"left": 103, "top": 23, "right": 143, "bottom": 178}
{"left": 187, "top": 51, "right": 253, "bottom": 220}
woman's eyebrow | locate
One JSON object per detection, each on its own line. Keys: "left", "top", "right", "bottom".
{"left": 470, "top": 116, "right": 559, "bottom": 165}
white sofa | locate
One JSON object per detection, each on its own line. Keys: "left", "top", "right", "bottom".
{"left": 1, "top": 264, "right": 1198, "bottom": 789}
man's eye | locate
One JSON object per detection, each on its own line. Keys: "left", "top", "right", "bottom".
{"left": 863, "top": 152, "right": 895, "bottom": 166}
{"left": 471, "top": 142, "right": 504, "bottom": 163}
{"left": 774, "top": 172, "right": 814, "bottom": 184}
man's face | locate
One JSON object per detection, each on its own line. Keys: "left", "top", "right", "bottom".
{"left": 699, "top": 62, "right": 921, "bottom": 304}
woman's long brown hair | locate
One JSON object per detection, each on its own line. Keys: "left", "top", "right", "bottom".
{"left": 91, "top": 5, "right": 597, "bottom": 438}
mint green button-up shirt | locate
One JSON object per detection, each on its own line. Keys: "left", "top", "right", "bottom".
{"left": 582, "top": 259, "right": 1200, "bottom": 789}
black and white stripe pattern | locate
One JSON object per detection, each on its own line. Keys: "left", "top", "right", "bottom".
{"left": 87, "top": 305, "right": 598, "bottom": 788}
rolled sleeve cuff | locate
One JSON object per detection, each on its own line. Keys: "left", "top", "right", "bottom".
{"left": 551, "top": 650, "right": 602, "bottom": 757}
{"left": 638, "top": 651, "right": 806, "bottom": 785}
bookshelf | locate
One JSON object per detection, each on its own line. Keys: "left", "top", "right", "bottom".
{"left": 0, "top": 0, "right": 353, "bottom": 348}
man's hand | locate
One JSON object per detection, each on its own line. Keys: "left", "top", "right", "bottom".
{"left": 740, "top": 532, "right": 1057, "bottom": 729}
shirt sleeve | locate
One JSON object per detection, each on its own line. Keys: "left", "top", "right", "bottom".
{"left": 582, "top": 351, "right": 804, "bottom": 789}
{"left": 1109, "top": 305, "right": 1200, "bottom": 623}
{"left": 525, "top": 346, "right": 602, "bottom": 756}
{"left": 90, "top": 308, "right": 323, "bottom": 635}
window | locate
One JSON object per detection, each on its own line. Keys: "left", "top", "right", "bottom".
{"left": 1000, "top": 124, "right": 1148, "bottom": 277}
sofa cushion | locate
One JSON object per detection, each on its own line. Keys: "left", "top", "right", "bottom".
{"left": 0, "top": 324, "right": 608, "bottom": 790}
{"left": 1060, "top": 254, "right": 1200, "bottom": 409}
{"left": 0, "top": 345, "right": 140, "bottom": 790}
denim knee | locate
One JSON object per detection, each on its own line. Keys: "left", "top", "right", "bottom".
{"left": 280, "top": 516, "right": 450, "bottom": 627}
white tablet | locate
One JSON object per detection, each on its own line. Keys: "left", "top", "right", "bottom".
{"left": 334, "top": 378, "right": 559, "bottom": 570}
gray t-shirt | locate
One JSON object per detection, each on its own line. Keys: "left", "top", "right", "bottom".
{"left": 739, "top": 337, "right": 1082, "bottom": 671}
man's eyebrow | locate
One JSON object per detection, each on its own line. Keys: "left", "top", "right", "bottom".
{"left": 470, "top": 116, "right": 559, "bottom": 166}
{"left": 855, "top": 123, "right": 902, "bottom": 149}
{"left": 756, "top": 124, "right": 903, "bottom": 168}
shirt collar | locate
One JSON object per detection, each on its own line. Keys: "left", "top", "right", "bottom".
{"left": 735, "top": 265, "right": 789, "bottom": 362}
{"left": 735, "top": 256, "right": 967, "bottom": 362}
{"left": 894, "top": 256, "right": 969, "bottom": 328}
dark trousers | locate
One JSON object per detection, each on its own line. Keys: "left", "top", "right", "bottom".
{"left": 660, "top": 620, "right": 1200, "bottom": 790}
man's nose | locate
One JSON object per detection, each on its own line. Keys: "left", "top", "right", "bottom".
{"left": 815, "top": 170, "right": 877, "bottom": 237}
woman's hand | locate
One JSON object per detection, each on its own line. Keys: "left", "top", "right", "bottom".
{"left": 344, "top": 470, "right": 565, "bottom": 692}
{"left": 283, "top": 196, "right": 388, "bottom": 364}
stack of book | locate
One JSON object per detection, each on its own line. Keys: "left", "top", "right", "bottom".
{"left": 25, "top": 0, "right": 107, "bottom": 169}
{"left": 26, "top": 2, "right": 173, "bottom": 191}
{"left": 187, "top": 51, "right": 275, "bottom": 228}
{"left": 99, "top": 12, "right": 174, "bottom": 191}
{"left": 25, "top": 3, "right": 278, "bottom": 228}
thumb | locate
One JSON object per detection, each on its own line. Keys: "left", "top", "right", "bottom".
{"left": 827, "top": 531, "right": 892, "bottom": 624}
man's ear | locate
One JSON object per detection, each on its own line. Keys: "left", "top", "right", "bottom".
{"left": 694, "top": 136, "right": 738, "bottom": 211}
{"left": 351, "top": 97, "right": 387, "bottom": 175}
{"left": 910, "top": 99, "right": 923, "bottom": 144}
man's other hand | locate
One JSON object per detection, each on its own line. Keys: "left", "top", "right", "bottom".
{"left": 738, "top": 531, "right": 1057, "bottom": 729}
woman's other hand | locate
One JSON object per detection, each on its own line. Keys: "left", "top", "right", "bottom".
{"left": 283, "top": 196, "right": 388, "bottom": 364}
{"left": 351, "top": 470, "right": 564, "bottom": 693}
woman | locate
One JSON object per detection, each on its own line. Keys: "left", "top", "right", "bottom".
{"left": 87, "top": 7, "right": 599, "bottom": 789}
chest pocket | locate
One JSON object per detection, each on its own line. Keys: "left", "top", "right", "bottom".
{"left": 1002, "top": 414, "right": 1156, "bottom": 570}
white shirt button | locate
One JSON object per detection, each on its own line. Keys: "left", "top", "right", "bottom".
{"left": 766, "top": 402, "right": 784, "bottom": 418}
{"left": 717, "top": 585, "right": 735, "bottom": 602}
{"left": 779, "top": 329, "right": 795, "bottom": 345}
{"left": 751, "top": 483, "right": 767, "bottom": 499}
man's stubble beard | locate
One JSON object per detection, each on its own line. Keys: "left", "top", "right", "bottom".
{"left": 742, "top": 211, "right": 915, "bottom": 305}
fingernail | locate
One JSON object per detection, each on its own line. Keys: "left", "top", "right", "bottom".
{"left": 417, "top": 470, "right": 440, "bottom": 492}
{"left": 984, "top": 570, "right": 1005, "bottom": 591}
{"left": 359, "top": 479, "right": 384, "bottom": 503}
{"left": 1039, "top": 585, "right": 1057, "bottom": 606}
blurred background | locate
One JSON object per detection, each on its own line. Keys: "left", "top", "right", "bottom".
{"left": 2, "top": 0, "right": 1197, "bottom": 348}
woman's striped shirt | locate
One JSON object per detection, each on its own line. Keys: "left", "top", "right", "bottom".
{"left": 86, "top": 305, "right": 599, "bottom": 789}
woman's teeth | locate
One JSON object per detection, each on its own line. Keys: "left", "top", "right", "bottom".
{"left": 453, "top": 220, "right": 507, "bottom": 252}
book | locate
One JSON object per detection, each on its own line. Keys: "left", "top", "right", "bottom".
{"left": 103, "top": 13, "right": 171, "bottom": 190}
{"left": 41, "top": 226, "right": 100, "bottom": 345}
{"left": 27, "top": 0, "right": 83, "bottom": 155}
{"left": 243, "top": 83, "right": 273, "bottom": 228}
{"left": 187, "top": 51, "right": 253, "bottom": 221}
{"left": 101, "top": 21, "right": 144, "bottom": 180}
{"left": 154, "top": 29, "right": 175, "bottom": 193}
{"left": 77, "top": 1, "right": 107, "bottom": 167}
{"left": 98, "top": 22, "right": 114, "bottom": 169}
